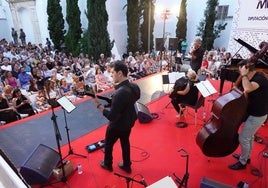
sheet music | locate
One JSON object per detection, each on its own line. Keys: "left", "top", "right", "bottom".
{"left": 57, "top": 96, "right": 76, "bottom": 113}
{"left": 168, "top": 72, "right": 185, "bottom": 84}
{"left": 196, "top": 80, "right": 217, "bottom": 97}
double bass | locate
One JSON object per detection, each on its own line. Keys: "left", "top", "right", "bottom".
{"left": 196, "top": 39, "right": 268, "bottom": 157}
{"left": 196, "top": 88, "right": 247, "bottom": 157}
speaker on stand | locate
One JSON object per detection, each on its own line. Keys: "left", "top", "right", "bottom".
{"left": 20, "top": 144, "right": 60, "bottom": 185}
{"left": 155, "top": 38, "right": 164, "bottom": 51}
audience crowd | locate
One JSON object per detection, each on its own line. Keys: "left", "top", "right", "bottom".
{"left": 0, "top": 37, "right": 236, "bottom": 125}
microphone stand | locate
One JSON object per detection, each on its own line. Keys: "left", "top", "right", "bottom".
{"left": 173, "top": 148, "right": 189, "bottom": 188}
{"left": 43, "top": 88, "right": 68, "bottom": 186}
{"left": 114, "top": 172, "right": 147, "bottom": 188}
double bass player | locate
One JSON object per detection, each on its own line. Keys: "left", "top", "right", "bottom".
{"left": 229, "top": 57, "right": 268, "bottom": 170}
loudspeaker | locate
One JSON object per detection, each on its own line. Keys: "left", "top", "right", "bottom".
{"left": 135, "top": 102, "right": 153, "bottom": 123}
{"left": 20, "top": 144, "right": 60, "bottom": 185}
{"left": 200, "top": 177, "right": 233, "bottom": 188}
{"left": 155, "top": 38, "right": 164, "bottom": 51}
{"left": 169, "top": 38, "right": 178, "bottom": 50}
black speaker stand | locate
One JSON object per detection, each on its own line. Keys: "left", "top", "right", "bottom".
{"left": 62, "top": 108, "right": 87, "bottom": 159}
{"left": 173, "top": 148, "right": 189, "bottom": 188}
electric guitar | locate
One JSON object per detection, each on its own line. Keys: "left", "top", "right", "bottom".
{"left": 84, "top": 85, "right": 112, "bottom": 106}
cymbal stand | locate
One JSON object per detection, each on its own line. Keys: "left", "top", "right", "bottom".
{"left": 114, "top": 172, "right": 147, "bottom": 188}
{"left": 62, "top": 108, "right": 87, "bottom": 159}
{"left": 173, "top": 148, "right": 189, "bottom": 188}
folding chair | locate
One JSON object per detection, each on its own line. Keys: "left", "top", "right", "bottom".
{"left": 181, "top": 93, "right": 205, "bottom": 126}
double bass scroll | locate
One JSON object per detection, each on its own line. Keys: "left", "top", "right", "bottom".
{"left": 196, "top": 88, "right": 247, "bottom": 157}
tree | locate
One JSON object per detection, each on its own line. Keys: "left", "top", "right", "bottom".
{"left": 86, "top": 0, "right": 113, "bottom": 60}
{"left": 140, "top": 0, "right": 155, "bottom": 53}
{"left": 126, "top": 0, "right": 140, "bottom": 53}
{"left": 196, "top": 0, "right": 227, "bottom": 50}
{"left": 176, "top": 0, "right": 187, "bottom": 51}
{"left": 65, "top": 0, "right": 83, "bottom": 56}
{"left": 47, "top": 0, "right": 65, "bottom": 50}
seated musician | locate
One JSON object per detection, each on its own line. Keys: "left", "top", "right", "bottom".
{"left": 169, "top": 69, "right": 199, "bottom": 116}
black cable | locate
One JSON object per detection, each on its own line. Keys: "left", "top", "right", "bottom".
{"left": 130, "top": 145, "right": 150, "bottom": 162}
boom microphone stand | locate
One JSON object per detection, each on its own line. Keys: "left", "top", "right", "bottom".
{"left": 43, "top": 91, "right": 68, "bottom": 186}
{"left": 114, "top": 172, "right": 147, "bottom": 188}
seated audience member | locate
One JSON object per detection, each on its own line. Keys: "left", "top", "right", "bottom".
{"left": 2, "top": 85, "right": 14, "bottom": 106}
{"left": 11, "top": 63, "right": 20, "bottom": 79}
{"left": 200, "top": 55, "right": 209, "bottom": 74}
{"left": 12, "top": 88, "right": 35, "bottom": 116}
{"left": 35, "top": 90, "right": 50, "bottom": 111}
{"left": 83, "top": 64, "right": 97, "bottom": 92}
{"left": 59, "top": 78, "right": 77, "bottom": 101}
{"left": 103, "top": 63, "right": 113, "bottom": 84}
{"left": 1, "top": 57, "right": 12, "bottom": 72}
{"left": 44, "top": 80, "right": 60, "bottom": 108}
{"left": 170, "top": 69, "right": 200, "bottom": 116}
{"left": 62, "top": 69, "right": 74, "bottom": 86}
{"left": 0, "top": 90, "right": 19, "bottom": 123}
{"left": 204, "top": 58, "right": 219, "bottom": 78}
{"left": 28, "top": 77, "right": 39, "bottom": 94}
{"left": 18, "top": 67, "right": 32, "bottom": 90}
{"left": 4, "top": 71, "right": 19, "bottom": 89}
{"left": 95, "top": 67, "right": 113, "bottom": 92}
{"left": 72, "top": 75, "right": 85, "bottom": 97}
{"left": 35, "top": 69, "right": 47, "bottom": 90}
{"left": 128, "top": 61, "right": 142, "bottom": 80}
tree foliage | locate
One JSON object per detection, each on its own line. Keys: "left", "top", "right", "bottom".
{"left": 126, "top": 0, "right": 140, "bottom": 53}
{"left": 86, "top": 0, "right": 113, "bottom": 60}
{"left": 196, "top": 0, "right": 227, "bottom": 50}
{"left": 176, "top": 0, "right": 187, "bottom": 44}
{"left": 65, "top": 0, "right": 83, "bottom": 56}
{"left": 47, "top": 0, "right": 65, "bottom": 50}
{"left": 140, "top": 0, "right": 155, "bottom": 53}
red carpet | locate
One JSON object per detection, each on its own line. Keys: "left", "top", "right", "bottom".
{"left": 33, "top": 79, "right": 268, "bottom": 188}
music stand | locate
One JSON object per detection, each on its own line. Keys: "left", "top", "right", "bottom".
{"left": 163, "top": 72, "right": 186, "bottom": 109}
{"left": 195, "top": 80, "right": 217, "bottom": 113}
{"left": 57, "top": 96, "right": 87, "bottom": 159}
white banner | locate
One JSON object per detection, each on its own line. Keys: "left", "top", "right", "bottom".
{"left": 238, "top": 0, "right": 268, "bottom": 29}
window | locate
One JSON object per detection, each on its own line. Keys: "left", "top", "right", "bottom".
{"left": 216, "top": 5, "right": 229, "bottom": 20}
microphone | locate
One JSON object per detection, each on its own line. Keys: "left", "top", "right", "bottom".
{"left": 141, "top": 178, "right": 148, "bottom": 187}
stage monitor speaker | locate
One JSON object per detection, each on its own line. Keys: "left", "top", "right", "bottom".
{"left": 20, "top": 144, "right": 60, "bottom": 185}
{"left": 200, "top": 177, "right": 233, "bottom": 188}
{"left": 169, "top": 38, "right": 178, "bottom": 51}
{"left": 155, "top": 38, "right": 164, "bottom": 51}
{"left": 135, "top": 102, "right": 153, "bottom": 123}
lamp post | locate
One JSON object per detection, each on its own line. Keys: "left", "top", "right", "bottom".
{"left": 161, "top": 8, "right": 171, "bottom": 51}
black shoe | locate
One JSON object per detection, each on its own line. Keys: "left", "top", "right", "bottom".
{"left": 232, "top": 153, "right": 251, "bottom": 164}
{"left": 228, "top": 161, "right": 246, "bottom": 170}
{"left": 100, "top": 160, "right": 113, "bottom": 172}
{"left": 118, "top": 162, "right": 132, "bottom": 174}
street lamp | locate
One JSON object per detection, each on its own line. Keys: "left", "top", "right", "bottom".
{"left": 161, "top": 8, "right": 171, "bottom": 51}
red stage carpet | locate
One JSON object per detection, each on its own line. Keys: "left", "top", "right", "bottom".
{"left": 32, "top": 79, "right": 268, "bottom": 188}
